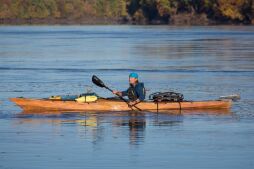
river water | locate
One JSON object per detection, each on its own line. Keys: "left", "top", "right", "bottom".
{"left": 0, "top": 26, "right": 254, "bottom": 169}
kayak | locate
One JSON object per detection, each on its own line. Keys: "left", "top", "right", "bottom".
{"left": 10, "top": 97, "right": 232, "bottom": 113}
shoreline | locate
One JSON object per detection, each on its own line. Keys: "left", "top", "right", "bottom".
{"left": 0, "top": 18, "right": 252, "bottom": 26}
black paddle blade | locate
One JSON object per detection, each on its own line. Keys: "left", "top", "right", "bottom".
{"left": 92, "top": 75, "right": 106, "bottom": 88}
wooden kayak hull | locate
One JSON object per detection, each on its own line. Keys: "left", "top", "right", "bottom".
{"left": 10, "top": 98, "right": 232, "bottom": 113}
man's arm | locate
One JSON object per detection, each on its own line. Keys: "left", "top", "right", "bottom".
{"left": 136, "top": 84, "right": 145, "bottom": 101}
{"left": 121, "top": 90, "right": 128, "bottom": 97}
{"left": 113, "top": 90, "right": 128, "bottom": 97}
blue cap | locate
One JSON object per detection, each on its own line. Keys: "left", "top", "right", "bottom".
{"left": 129, "top": 72, "right": 138, "bottom": 79}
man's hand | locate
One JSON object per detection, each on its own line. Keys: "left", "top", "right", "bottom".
{"left": 113, "top": 90, "right": 122, "bottom": 96}
{"left": 129, "top": 99, "right": 140, "bottom": 107}
{"left": 129, "top": 101, "right": 136, "bottom": 106}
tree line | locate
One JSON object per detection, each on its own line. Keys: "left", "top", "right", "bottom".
{"left": 0, "top": 0, "right": 253, "bottom": 25}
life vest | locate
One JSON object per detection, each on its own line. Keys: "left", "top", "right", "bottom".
{"left": 127, "top": 85, "right": 137, "bottom": 101}
{"left": 127, "top": 83, "right": 145, "bottom": 101}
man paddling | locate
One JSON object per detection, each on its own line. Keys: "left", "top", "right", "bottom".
{"left": 113, "top": 73, "right": 146, "bottom": 106}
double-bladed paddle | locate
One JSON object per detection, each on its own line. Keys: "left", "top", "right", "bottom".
{"left": 92, "top": 75, "right": 141, "bottom": 111}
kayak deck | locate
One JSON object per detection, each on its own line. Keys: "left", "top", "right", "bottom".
{"left": 10, "top": 97, "right": 232, "bottom": 113}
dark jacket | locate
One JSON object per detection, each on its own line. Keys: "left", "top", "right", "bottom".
{"left": 122, "top": 82, "right": 146, "bottom": 101}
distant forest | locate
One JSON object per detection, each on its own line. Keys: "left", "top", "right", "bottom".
{"left": 0, "top": 0, "right": 253, "bottom": 25}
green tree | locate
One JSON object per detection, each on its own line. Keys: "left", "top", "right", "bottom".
{"left": 44, "top": 0, "right": 60, "bottom": 18}
{"left": 27, "top": 0, "right": 50, "bottom": 18}
{"left": 140, "top": 0, "right": 159, "bottom": 21}
{"left": 127, "top": 0, "right": 141, "bottom": 16}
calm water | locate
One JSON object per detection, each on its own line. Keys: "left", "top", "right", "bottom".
{"left": 0, "top": 26, "right": 254, "bottom": 169}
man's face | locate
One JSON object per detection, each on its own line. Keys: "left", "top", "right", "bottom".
{"left": 129, "top": 77, "right": 137, "bottom": 85}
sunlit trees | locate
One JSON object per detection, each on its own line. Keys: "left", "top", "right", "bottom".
{"left": 0, "top": 0, "right": 253, "bottom": 24}
{"left": 217, "top": 0, "right": 246, "bottom": 21}
{"left": 61, "top": 0, "right": 85, "bottom": 18}
{"left": 0, "top": 2, "right": 12, "bottom": 18}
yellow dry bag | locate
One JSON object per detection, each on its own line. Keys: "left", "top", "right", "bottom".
{"left": 76, "top": 95, "right": 98, "bottom": 103}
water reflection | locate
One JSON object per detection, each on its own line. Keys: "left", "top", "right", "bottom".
{"left": 112, "top": 112, "right": 146, "bottom": 145}
{"left": 152, "top": 114, "right": 183, "bottom": 126}
{"left": 14, "top": 109, "right": 232, "bottom": 146}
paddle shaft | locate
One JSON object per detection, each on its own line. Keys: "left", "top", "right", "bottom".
{"left": 104, "top": 86, "right": 142, "bottom": 111}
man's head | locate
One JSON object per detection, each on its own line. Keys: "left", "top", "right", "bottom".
{"left": 129, "top": 72, "right": 138, "bottom": 85}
